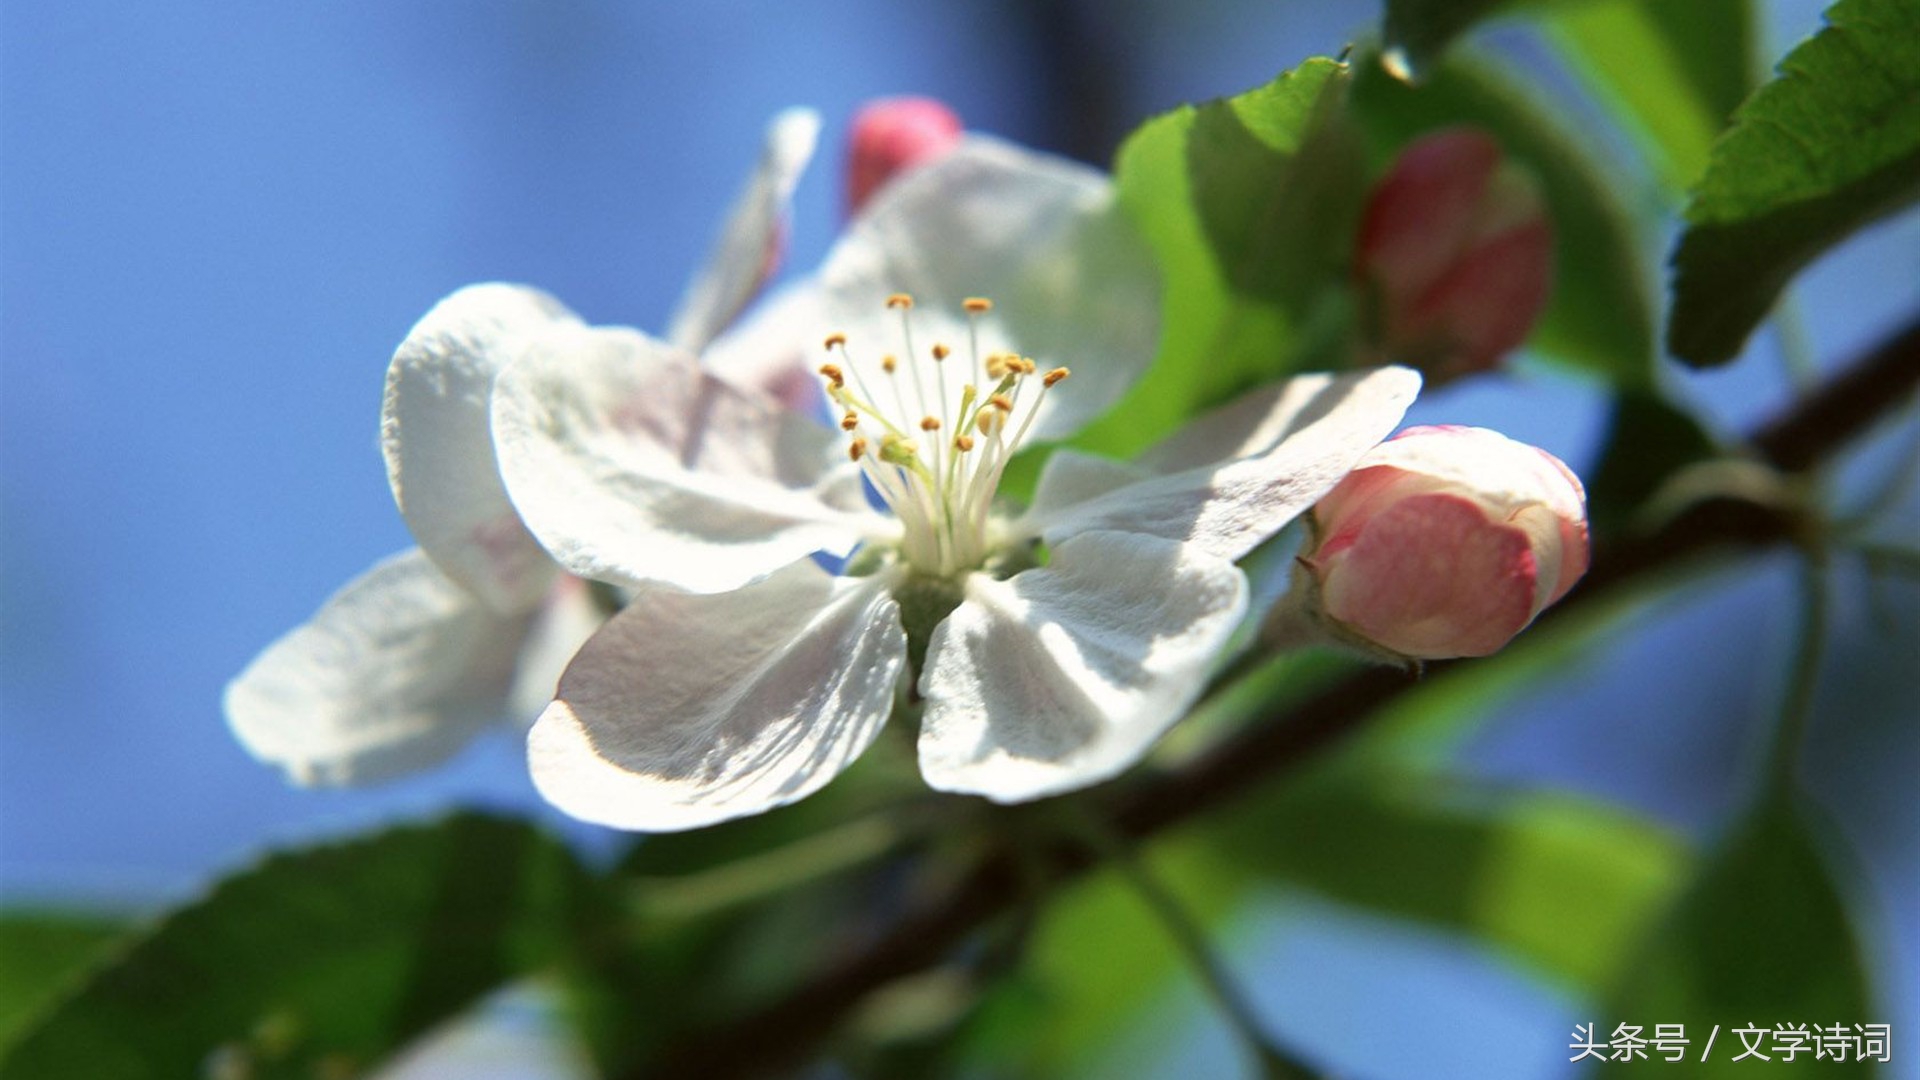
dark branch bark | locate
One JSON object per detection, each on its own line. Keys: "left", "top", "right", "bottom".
{"left": 1751, "top": 314, "right": 1920, "bottom": 472}
{"left": 641, "top": 310, "right": 1920, "bottom": 1080}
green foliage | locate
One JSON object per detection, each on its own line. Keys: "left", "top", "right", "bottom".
{"left": 1669, "top": 0, "right": 1920, "bottom": 367}
{"left": 568, "top": 750, "right": 933, "bottom": 1076}
{"left": 0, "top": 912, "right": 128, "bottom": 1053}
{"left": 1350, "top": 54, "right": 1657, "bottom": 388}
{"left": 989, "top": 838, "right": 1249, "bottom": 1077}
{"left": 1072, "top": 57, "right": 1368, "bottom": 460}
{"left": 1210, "top": 769, "right": 1689, "bottom": 991}
{"left": 1380, "top": 0, "right": 1528, "bottom": 79}
{"left": 955, "top": 770, "right": 1685, "bottom": 1077}
{"left": 0, "top": 815, "right": 589, "bottom": 1080}
{"left": 1381, "top": 0, "right": 1756, "bottom": 194}
{"left": 1547, "top": 0, "right": 1757, "bottom": 193}
{"left": 1604, "top": 792, "right": 1879, "bottom": 1074}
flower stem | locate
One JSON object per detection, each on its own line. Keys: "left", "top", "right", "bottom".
{"left": 1773, "top": 293, "right": 1819, "bottom": 393}
{"left": 625, "top": 811, "right": 908, "bottom": 923}
{"left": 1765, "top": 552, "right": 1830, "bottom": 792}
{"left": 1060, "top": 802, "right": 1320, "bottom": 1080}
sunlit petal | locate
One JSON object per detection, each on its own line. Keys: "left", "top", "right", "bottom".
{"left": 226, "top": 549, "right": 534, "bottom": 786}
{"left": 493, "top": 322, "right": 891, "bottom": 594}
{"left": 1017, "top": 367, "right": 1421, "bottom": 560}
{"left": 382, "top": 283, "right": 578, "bottom": 612}
{"left": 530, "top": 562, "right": 906, "bottom": 831}
{"left": 918, "top": 531, "right": 1247, "bottom": 802}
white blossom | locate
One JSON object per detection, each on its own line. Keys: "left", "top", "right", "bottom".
{"left": 227, "top": 110, "right": 823, "bottom": 784}
{"left": 493, "top": 135, "right": 1422, "bottom": 829}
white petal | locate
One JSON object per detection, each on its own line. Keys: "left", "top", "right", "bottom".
{"left": 493, "top": 321, "right": 891, "bottom": 594}
{"left": 1024, "top": 448, "right": 1150, "bottom": 522}
{"left": 700, "top": 280, "right": 828, "bottom": 418}
{"left": 382, "top": 283, "right": 577, "bottom": 613}
{"left": 529, "top": 562, "right": 907, "bottom": 831}
{"left": 817, "top": 135, "right": 1160, "bottom": 442}
{"left": 1016, "top": 368, "right": 1421, "bottom": 560}
{"left": 506, "top": 576, "right": 608, "bottom": 723}
{"left": 225, "top": 549, "right": 535, "bottom": 786}
{"left": 917, "top": 530, "right": 1248, "bottom": 802}
{"left": 667, "top": 108, "right": 821, "bottom": 354}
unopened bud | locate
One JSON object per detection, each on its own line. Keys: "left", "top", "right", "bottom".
{"left": 1285, "top": 425, "right": 1588, "bottom": 661}
{"left": 1354, "top": 128, "right": 1552, "bottom": 382}
{"left": 846, "top": 97, "right": 965, "bottom": 216}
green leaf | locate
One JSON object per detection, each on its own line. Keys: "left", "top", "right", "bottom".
{"left": 1380, "top": 0, "right": 1525, "bottom": 78}
{"left": 569, "top": 748, "right": 931, "bottom": 1077}
{"left": 1546, "top": 0, "right": 1757, "bottom": 193}
{"left": 0, "top": 912, "right": 128, "bottom": 1053}
{"left": 965, "top": 836, "right": 1250, "bottom": 1077}
{"left": 1669, "top": 0, "right": 1920, "bottom": 367}
{"left": 1350, "top": 54, "right": 1657, "bottom": 387}
{"left": 1070, "top": 57, "right": 1369, "bottom": 460}
{"left": 1208, "top": 769, "right": 1690, "bottom": 991}
{"left": 0, "top": 814, "right": 590, "bottom": 1080}
{"left": 959, "top": 770, "right": 1685, "bottom": 1077}
{"left": 1382, "top": 0, "right": 1757, "bottom": 190}
{"left": 1604, "top": 792, "right": 1879, "bottom": 1074}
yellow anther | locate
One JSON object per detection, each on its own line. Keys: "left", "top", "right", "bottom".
{"left": 848, "top": 437, "right": 868, "bottom": 461}
{"left": 879, "top": 433, "right": 919, "bottom": 466}
{"left": 920, "top": 416, "right": 941, "bottom": 431}
{"left": 881, "top": 353, "right": 898, "bottom": 373}
{"left": 840, "top": 412, "right": 860, "bottom": 431}
{"left": 1015, "top": 357, "right": 1037, "bottom": 375}
{"left": 1043, "top": 367, "right": 1071, "bottom": 387}
{"left": 985, "top": 353, "right": 1010, "bottom": 379}
{"left": 931, "top": 343, "right": 950, "bottom": 361}
{"left": 988, "top": 393, "right": 1015, "bottom": 413}
{"left": 963, "top": 297, "right": 993, "bottom": 314}
{"left": 885, "top": 292, "right": 914, "bottom": 309}
{"left": 954, "top": 434, "right": 976, "bottom": 452}
{"left": 817, "top": 363, "right": 845, "bottom": 387}
{"left": 823, "top": 332, "right": 847, "bottom": 350}
{"left": 977, "top": 410, "right": 1004, "bottom": 435}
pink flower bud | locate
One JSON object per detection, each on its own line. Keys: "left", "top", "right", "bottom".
{"left": 845, "top": 97, "right": 964, "bottom": 216}
{"left": 1300, "top": 425, "right": 1589, "bottom": 660}
{"left": 1354, "top": 128, "right": 1553, "bottom": 381}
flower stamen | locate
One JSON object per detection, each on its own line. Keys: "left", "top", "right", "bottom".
{"left": 837, "top": 296, "right": 1060, "bottom": 576}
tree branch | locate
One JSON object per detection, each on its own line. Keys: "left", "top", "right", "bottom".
{"left": 641, "top": 310, "right": 1920, "bottom": 1079}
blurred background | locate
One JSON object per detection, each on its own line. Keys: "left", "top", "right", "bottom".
{"left": 3, "top": 1, "right": 1916, "bottom": 1077}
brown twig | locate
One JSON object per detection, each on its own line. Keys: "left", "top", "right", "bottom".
{"left": 639, "top": 311, "right": 1920, "bottom": 1079}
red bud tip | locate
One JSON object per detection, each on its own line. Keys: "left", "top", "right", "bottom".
{"left": 846, "top": 97, "right": 964, "bottom": 216}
